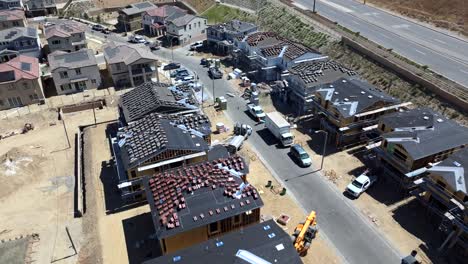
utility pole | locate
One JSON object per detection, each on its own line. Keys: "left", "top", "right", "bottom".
{"left": 212, "top": 77, "right": 215, "bottom": 104}
{"left": 313, "top": 0, "right": 317, "bottom": 13}
{"left": 92, "top": 102, "right": 97, "bottom": 127}
{"left": 315, "top": 130, "right": 328, "bottom": 172}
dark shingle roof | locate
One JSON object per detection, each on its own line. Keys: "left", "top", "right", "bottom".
{"left": 382, "top": 108, "right": 468, "bottom": 160}
{"left": 210, "top": 20, "right": 257, "bottom": 35}
{"left": 380, "top": 107, "right": 435, "bottom": 130}
{"left": 143, "top": 155, "right": 263, "bottom": 239}
{"left": 143, "top": 220, "right": 302, "bottom": 264}
{"left": 429, "top": 148, "right": 468, "bottom": 193}
{"left": 119, "top": 82, "right": 198, "bottom": 123}
{"left": 241, "top": 31, "right": 284, "bottom": 47}
{"left": 48, "top": 49, "right": 97, "bottom": 70}
{"left": 120, "top": 1, "right": 156, "bottom": 16}
{"left": 317, "top": 78, "right": 399, "bottom": 118}
{"left": 162, "top": 112, "right": 211, "bottom": 137}
{"left": 289, "top": 60, "right": 357, "bottom": 88}
{"left": 119, "top": 113, "right": 209, "bottom": 170}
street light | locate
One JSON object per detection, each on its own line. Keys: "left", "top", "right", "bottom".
{"left": 315, "top": 130, "right": 328, "bottom": 172}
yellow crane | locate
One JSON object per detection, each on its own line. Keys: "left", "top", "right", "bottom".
{"left": 292, "top": 211, "right": 318, "bottom": 256}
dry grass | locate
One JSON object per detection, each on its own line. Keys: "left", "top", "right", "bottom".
{"left": 367, "top": 0, "right": 468, "bottom": 36}
{"left": 184, "top": 0, "right": 215, "bottom": 13}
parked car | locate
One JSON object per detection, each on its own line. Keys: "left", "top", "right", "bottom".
{"left": 208, "top": 67, "right": 223, "bottom": 79}
{"left": 345, "top": 170, "right": 377, "bottom": 198}
{"left": 102, "top": 28, "right": 111, "bottom": 34}
{"left": 149, "top": 41, "right": 160, "bottom": 50}
{"left": 92, "top": 24, "right": 105, "bottom": 31}
{"left": 163, "top": 62, "right": 181, "bottom": 71}
{"left": 290, "top": 144, "right": 311, "bottom": 167}
{"left": 170, "top": 68, "right": 189, "bottom": 78}
{"left": 175, "top": 75, "right": 194, "bottom": 82}
{"left": 247, "top": 104, "right": 266, "bottom": 122}
{"left": 189, "top": 41, "right": 203, "bottom": 51}
{"left": 128, "top": 35, "right": 146, "bottom": 43}
{"left": 200, "top": 58, "right": 208, "bottom": 66}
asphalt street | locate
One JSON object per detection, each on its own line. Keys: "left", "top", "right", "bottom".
{"left": 293, "top": 0, "right": 468, "bottom": 87}
{"left": 154, "top": 46, "right": 402, "bottom": 264}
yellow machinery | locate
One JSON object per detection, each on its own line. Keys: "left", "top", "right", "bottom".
{"left": 293, "top": 211, "right": 318, "bottom": 256}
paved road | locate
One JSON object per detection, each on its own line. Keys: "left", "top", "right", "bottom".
{"left": 293, "top": 0, "right": 468, "bottom": 88}
{"left": 153, "top": 46, "right": 403, "bottom": 264}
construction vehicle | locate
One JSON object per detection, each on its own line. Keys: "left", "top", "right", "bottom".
{"left": 292, "top": 211, "right": 318, "bottom": 257}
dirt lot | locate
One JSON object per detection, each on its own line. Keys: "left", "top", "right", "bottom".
{"left": 367, "top": 0, "right": 468, "bottom": 36}
{"left": 0, "top": 107, "right": 117, "bottom": 264}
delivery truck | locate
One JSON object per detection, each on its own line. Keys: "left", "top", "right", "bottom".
{"left": 265, "top": 112, "right": 294, "bottom": 147}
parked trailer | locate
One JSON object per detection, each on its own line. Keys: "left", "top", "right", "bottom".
{"left": 265, "top": 112, "right": 294, "bottom": 147}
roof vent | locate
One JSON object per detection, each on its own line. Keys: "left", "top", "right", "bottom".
{"left": 453, "top": 161, "right": 461, "bottom": 167}
{"left": 196, "top": 143, "right": 200, "bottom": 147}
{"left": 423, "top": 116, "right": 429, "bottom": 120}
{"left": 436, "top": 118, "right": 443, "bottom": 123}
{"left": 275, "top": 244, "right": 285, "bottom": 251}
{"left": 216, "top": 241, "right": 224, "bottom": 247}
{"left": 368, "top": 95, "right": 373, "bottom": 99}
{"left": 361, "top": 91, "right": 365, "bottom": 94}
{"left": 342, "top": 79, "right": 347, "bottom": 83}
{"left": 173, "top": 256, "right": 182, "bottom": 262}
{"left": 334, "top": 92, "right": 339, "bottom": 95}
{"left": 268, "top": 233, "right": 276, "bottom": 239}
{"left": 457, "top": 175, "right": 464, "bottom": 184}
{"left": 344, "top": 98, "right": 349, "bottom": 101}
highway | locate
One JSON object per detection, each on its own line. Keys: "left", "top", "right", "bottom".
{"left": 293, "top": 0, "right": 468, "bottom": 88}
{"left": 153, "top": 46, "right": 403, "bottom": 264}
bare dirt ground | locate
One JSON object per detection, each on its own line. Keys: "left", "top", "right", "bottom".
{"left": 203, "top": 104, "right": 341, "bottom": 263}
{"left": 367, "top": 0, "right": 468, "bottom": 36}
{"left": 0, "top": 107, "right": 117, "bottom": 264}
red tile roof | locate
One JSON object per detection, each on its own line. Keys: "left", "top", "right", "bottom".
{"left": 0, "top": 9, "right": 25, "bottom": 21}
{"left": 45, "top": 21, "right": 85, "bottom": 39}
{"left": 0, "top": 55, "right": 40, "bottom": 83}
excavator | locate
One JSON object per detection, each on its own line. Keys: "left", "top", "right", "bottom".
{"left": 292, "top": 211, "right": 318, "bottom": 257}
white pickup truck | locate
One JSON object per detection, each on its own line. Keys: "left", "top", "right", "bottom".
{"left": 247, "top": 104, "right": 266, "bottom": 122}
{"left": 345, "top": 170, "right": 377, "bottom": 198}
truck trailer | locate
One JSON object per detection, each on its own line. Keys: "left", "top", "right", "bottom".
{"left": 265, "top": 112, "right": 294, "bottom": 147}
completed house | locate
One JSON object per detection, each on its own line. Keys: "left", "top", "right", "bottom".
{"left": 117, "top": 1, "right": 156, "bottom": 32}
{"left": 103, "top": 41, "right": 159, "bottom": 88}
{"left": 142, "top": 5, "right": 186, "bottom": 37}
{"left": 313, "top": 77, "right": 404, "bottom": 148}
{"left": 118, "top": 82, "right": 199, "bottom": 124}
{"left": 375, "top": 108, "right": 468, "bottom": 188}
{"left": 412, "top": 148, "right": 467, "bottom": 260}
{"left": 142, "top": 155, "right": 264, "bottom": 254}
{"left": 111, "top": 111, "right": 209, "bottom": 199}
{"left": 0, "top": 0, "right": 22, "bottom": 10}
{"left": 207, "top": 20, "right": 257, "bottom": 55}
{"left": 165, "top": 14, "right": 207, "bottom": 45}
{"left": 48, "top": 49, "right": 101, "bottom": 95}
{"left": 0, "top": 55, "right": 44, "bottom": 110}
{"left": 24, "top": 0, "right": 56, "bottom": 17}
{"left": 0, "top": 27, "right": 41, "bottom": 58}
{"left": 143, "top": 219, "right": 302, "bottom": 264}
{"left": 45, "top": 22, "right": 86, "bottom": 53}
{"left": 0, "top": 9, "right": 26, "bottom": 30}
{"left": 283, "top": 60, "right": 357, "bottom": 115}
{"left": 233, "top": 31, "right": 327, "bottom": 81}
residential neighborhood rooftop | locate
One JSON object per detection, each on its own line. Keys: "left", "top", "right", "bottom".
{"left": 0, "top": 9, "right": 24, "bottom": 22}
{"left": 428, "top": 148, "right": 468, "bottom": 193}
{"left": 241, "top": 31, "right": 284, "bottom": 47}
{"left": 0, "top": 55, "right": 39, "bottom": 83}
{"left": 120, "top": 1, "right": 156, "bottom": 16}
{"left": 260, "top": 39, "right": 323, "bottom": 61}
{"left": 118, "top": 113, "right": 209, "bottom": 170}
{"left": 45, "top": 21, "right": 85, "bottom": 39}
{"left": 143, "top": 155, "right": 263, "bottom": 239}
{"left": 103, "top": 41, "right": 158, "bottom": 65}
{"left": 317, "top": 78, "right": 399, "bottom": 118}
{"left": 119, "top": 82, "right": 198, "bottom": 123}
{"left": 382, "top": 108, "right": 468, "bottom": 160}
{"left": 161, "top": 111, "right": 211, "bottom": 137}
{"left": 380, "top": 107, "right": 435, "bottom": 130}
{"left": 289, "top": 60, "right": 358, "bottom": 87}
{"left": 167, "top": 13, "right": 197, "bottom": 27}
{"left": 144, "top": 5, "right": 186, "bottom": 19}
{"left": 0, "top": 26, "right": 37, "bottom": 40}
{"left": 48, "top": 49, "right": 96, "bottom": 70}
{"left": 143, "top": 219, "right": 302, "bottom": 264}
